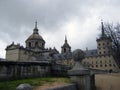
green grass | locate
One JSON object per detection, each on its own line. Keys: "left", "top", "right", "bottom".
{"left": 0, "top": 77, "right": 71, "bottom": 90}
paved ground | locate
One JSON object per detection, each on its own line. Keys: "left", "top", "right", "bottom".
{"left": 34, "top": 82, "right": 67, "bottom": 90}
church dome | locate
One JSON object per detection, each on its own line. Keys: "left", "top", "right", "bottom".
{"left": 25, "top": 21, "right": 45, "bottom": 50}
{"left": 27, "top": 32, "right": 43, "bottom": 40}
{"left": 26, "top": 21, "right": 44, "bottom": 41}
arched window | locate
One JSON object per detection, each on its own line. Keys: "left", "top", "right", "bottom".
{"left": 35, "top": 42, "right": 38, "bottom": 47}
{"left": 29, "top": 42, "right": 31, "bottom": 47}
{"left": 42, "top": 43, "right": 44, "bottom": 47}
{"left": 64, "top": 48, "right": 66, "bottom": 53}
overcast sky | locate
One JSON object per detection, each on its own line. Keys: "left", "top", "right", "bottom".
{"left": 0, "top": 0, "right": 120, "bottom": 58}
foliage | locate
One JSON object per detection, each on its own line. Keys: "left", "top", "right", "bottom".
{"left": 104, "top": 22, "right": 120, "bottom": 67}
{"left": 0, "top": 77, "right": 70, "bottom": 90}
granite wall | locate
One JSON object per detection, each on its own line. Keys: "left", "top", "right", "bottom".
{"left": 0, "top": 61, "right": 51, "bottom": 80}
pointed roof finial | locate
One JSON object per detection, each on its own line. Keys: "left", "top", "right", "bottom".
{"left": 33, "top": 20, "right": 39, "bottom": 34}
{"left": 65, "top": 35, "right": 67, "bottom": 43}
{"left": 35, "top": 20, "right": 37, "bottom": 29}
{"left": 101, "top": 19, "right": 106, "bottom": 37}
{"left": 65, "top": 35, "right": 67, "bottom": 40}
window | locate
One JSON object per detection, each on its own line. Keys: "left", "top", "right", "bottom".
{"left": 99, "top": 52, "right": 101, "bottom": 54}
{"left": 42, "top": 43, "right": 44, "bottom": 47}
{"left": 105, "top": 64, "right": 107, "bottom": 67}
{"left": 109, "top": 64, "right": 112, "bottom": 67}
{"left": 103, "top": 43, "right": 105, "bottom": 45}
{"left": 100, "top": 64, "right": 102, "bottom": 67}
{"left": 29, "top": 42, "right": 31, "bottom": 47}
{"left": 104, "top": 51, "right": 106, "bottom": 54}
{"left": 35, "top": 42, "right": 38, "bottom": 47}
{"left": 96, "top": 65, "right": 98, "bottom": 67}
{"left": 64, "top": 48, "right": 66, "bottom": 53}
{"left": 98, "top": 43, "right": 101, "bottom": 46}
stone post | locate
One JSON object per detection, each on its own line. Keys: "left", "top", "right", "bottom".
{"left": 68, "top": 49, "right": 95, "bottom": 90}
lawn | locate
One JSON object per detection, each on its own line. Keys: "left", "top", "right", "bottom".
{"left": 0, "top": 77, "right": 71, "bottom": 90}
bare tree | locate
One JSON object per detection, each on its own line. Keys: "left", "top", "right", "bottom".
{"left": 104, "top": 22, "right": 120, "bottom": 67}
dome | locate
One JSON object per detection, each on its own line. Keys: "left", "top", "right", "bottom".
{"left": 26, "top": 21, "right": 44, "bottom": 41}
{"left": 25, "top": 21, "right": 45, "bottom": 50}
{"left": 27, "top": 33, "right": 43, "bottom": 40}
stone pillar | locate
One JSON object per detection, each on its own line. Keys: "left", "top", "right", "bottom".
{"left": 68, "top": 49, "right": 95, "bottom": 90}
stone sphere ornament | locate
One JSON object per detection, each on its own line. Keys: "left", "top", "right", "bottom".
{"left": 72, "top": 49, "right": 85, "bottom": 62}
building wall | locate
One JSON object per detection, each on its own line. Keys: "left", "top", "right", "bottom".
{"left": 19, "top": 49, "right": 30, "bottom": 61}
{"left": 82, "top": 55, "right": 119, "bottom": 72}
{"left": 6, "top": 49, "right": 20, "bottom": 61}
{"left": 61, "top": 47, "right": 71, "bottom": 54}
{"left": 97, "top": 39, "right": 112, "bottom": 55}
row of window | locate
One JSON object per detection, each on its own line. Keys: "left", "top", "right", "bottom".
{"left": 98, "top": 51, "right": 111, "bottom": 54}
{"left": 99, "top": 51, "right": 106, "bottom": 54}
{"left": 98, "top": 42, "right": 110, "bottom": 46}
{"left": 88, "top": 64, "right": 116, "bottom": 68}
{"left": 86, "top": 55, "right": 111, "bottom": 59}
{"left": 84, "top": 60, "right": 112, "bottom": 65}
{"left": 28, "top": 42, "right": 44, "bottom": 47}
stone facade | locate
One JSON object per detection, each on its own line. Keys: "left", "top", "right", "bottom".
{"left": 57, "top": 22, "right": 120, "bottom": 72}
{"left": 6, "top": 22, "right": 59, "bottom": 62}
{"left": 82, "top": 22, "right": 119, "bottom": 72}
{"left": 82, "top": 55, "right": 119, "bottom": 72}
{"left": 5, "top": 21, "right": 120, "bottom": 72}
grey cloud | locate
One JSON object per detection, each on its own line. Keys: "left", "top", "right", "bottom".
{"left": 0, "top": 0, "right": 120, "bottom": 58}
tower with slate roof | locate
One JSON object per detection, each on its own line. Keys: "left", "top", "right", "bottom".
{"left": 61, "top": 36, "right": 71, "bottom": 54}
{"left": 96, "top": 21, "right": 112, "bottom": 55}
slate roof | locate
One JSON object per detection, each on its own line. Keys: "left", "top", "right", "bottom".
{"left": 84, "top": 49, "right": 97, "bottom": 57}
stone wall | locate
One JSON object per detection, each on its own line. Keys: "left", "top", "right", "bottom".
{"left": 0, "top": 61, "right": 51, "bottom": 80}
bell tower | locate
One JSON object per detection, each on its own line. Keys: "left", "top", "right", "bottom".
{"left": 61, "top": 35, "right": 71, "bottom": 53}
{"left": 96, "top": 21, "right": 112, "bottom": 55}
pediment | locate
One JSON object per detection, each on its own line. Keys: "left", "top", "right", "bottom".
{"left": 6, "top": 44, "right": 19, "bottom": 50}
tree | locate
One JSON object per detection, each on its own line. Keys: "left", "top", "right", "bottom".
{"left": 104, "top": 22, "right": 120, "bottom": 67}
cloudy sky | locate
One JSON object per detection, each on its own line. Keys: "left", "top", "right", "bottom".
{"left": 0, "top": 0, "right": 120, "bottom": 58}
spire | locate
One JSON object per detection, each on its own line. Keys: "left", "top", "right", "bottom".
{"left": 33, "top": 20, "right": 38, "bottom": 34}
{"left": 101, "top": 20, "right": 106, "bottom": 37}
{"left": 65, "top": 35, "right": 67, "bottom": 43}
{"left": 35, "top": 20, "right": 37, "bottom": 29}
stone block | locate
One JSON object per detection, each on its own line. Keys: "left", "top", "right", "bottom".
{"left": 16, "top": 83, "right": 32, "bottom": 90}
